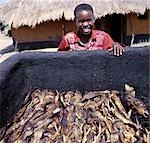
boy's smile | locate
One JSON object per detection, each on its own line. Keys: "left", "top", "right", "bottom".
{"left": 75, "top": 10, "right": 94, "bottom": 36}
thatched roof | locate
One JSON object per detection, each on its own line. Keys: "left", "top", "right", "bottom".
{"left": 0, "top": 0, "right": 150, "bottom": 28}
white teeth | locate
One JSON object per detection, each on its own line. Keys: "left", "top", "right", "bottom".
{"left": 83, "top": 29, "right": 90, "bottom": 32}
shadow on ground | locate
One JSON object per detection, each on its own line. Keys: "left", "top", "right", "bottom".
{"left": 0, "top": 45, "right": 15, "bottom": 55}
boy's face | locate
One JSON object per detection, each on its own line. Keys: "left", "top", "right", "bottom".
{"left": 75, "top": 10, "right": 95, "bottom": 36}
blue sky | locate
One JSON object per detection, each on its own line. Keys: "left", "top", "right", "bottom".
{"left": 0, "top": 0, "right": 6, "bottom": 4}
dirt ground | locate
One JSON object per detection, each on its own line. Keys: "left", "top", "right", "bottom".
{"left": 0, "top": 33, "right": 13, "bottom": 50}
{"left": 0, "top": 33, "right": 15, "bottom": 63}
{"left": 0, "top": 33, "right": 58, "bottom": 63}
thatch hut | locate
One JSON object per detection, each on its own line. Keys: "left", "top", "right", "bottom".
{"left": 0, "top": 0, "right": 150, "bottom": 50}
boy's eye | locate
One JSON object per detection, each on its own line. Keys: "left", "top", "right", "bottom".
{"left": 78, "top": 19, "right": 93, "bottom": 23}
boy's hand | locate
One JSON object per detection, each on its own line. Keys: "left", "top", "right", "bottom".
{"left": 109, "top": 42, "right": 125, "bottom": 56}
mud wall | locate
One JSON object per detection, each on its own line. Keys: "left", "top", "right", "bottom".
{"left": 126, "top": 11, "right": 150, "bottom": 35}
{"left": 11, "top": 20, "right": 76, "bottom": 43}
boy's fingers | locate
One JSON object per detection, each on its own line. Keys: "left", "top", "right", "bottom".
{"left": 114, "top": 47, "right": 124, "bottom": 56}
{"left": 113, "top": 46, "right": 117, "bottom": 56}
{"left": 115, "top": 45, "right": 125, "bottom": 56}
{"left": 109, "top": 43, "right": 125, "bottom": 56}
{"left": 116, "top": 47, "right": 120, "bottom": 56}
{"left": 119, "top": 47, "right": 124, "bottom": 56}
{"left": 123, "top": 48, "right": 125, "bottom": 52}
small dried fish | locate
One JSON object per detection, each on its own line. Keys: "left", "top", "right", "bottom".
{"left": 125, "top": 84, "right": 134, "bottom": 92}
{"left": 82, "top": 125, "right": 91, "bottom": 143}
{"left": 111, "top": 108, "right": 137, "bottom": 127}
{"left": 81, "top": 90, "right": 110, "bottom": 102}
{"left": 125, "top": 94, "right": 149, "bottom": 117}
{"left": 93, "top": 124, "right": 104, "bottom": 143}
{"left": 110, "top": 91, "right": 129, "bottom": 119}
{"left": 1, "top": 88, "right": 149, "bottom": 143}
{"left": 93, "top": 111, "right": 113, "bottom": 133}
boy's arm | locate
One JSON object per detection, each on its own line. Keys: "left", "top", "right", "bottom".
{"left": 103, "top": 33, "right": 126, "bottom": 56}
{"left": 58, "top": 36, "right": 70, "bottom": 51}
{"left": 103, "top": 33, "right": 115, "bottom": 50}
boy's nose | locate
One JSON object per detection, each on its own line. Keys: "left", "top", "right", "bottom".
{"left": 82, "top": 21, "right": 89, "bottom": 26}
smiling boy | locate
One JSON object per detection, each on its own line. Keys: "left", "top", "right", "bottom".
{"left": 58, "top": 3, "right": 125, "bottom": 56}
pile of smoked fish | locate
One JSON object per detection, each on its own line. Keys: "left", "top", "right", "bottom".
{"left": 0, "top": 84, "right": 149, "bottom": 143}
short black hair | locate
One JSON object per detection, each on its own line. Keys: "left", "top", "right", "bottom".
{"left": 74, "top": 3, "right": 94, "bottom": 17}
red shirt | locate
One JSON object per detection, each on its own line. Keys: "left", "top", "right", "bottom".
{"left": 58, "top": 30, "right": 115, "bottom": 51}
